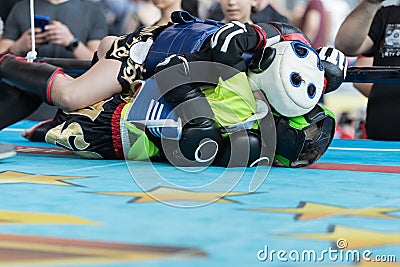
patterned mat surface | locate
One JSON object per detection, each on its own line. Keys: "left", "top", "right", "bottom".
{"left": 0, "top": 121, "right": 399, "bottom": 267}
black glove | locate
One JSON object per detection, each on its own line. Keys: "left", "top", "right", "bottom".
{"left": 248, "top": 47, "right": 277, "bottom": 74}
{"left": 213, "top": 130, "right": 262, "bottom": 167}
{"left": 248, "top": 22, "right": 312, "bottom": 74}
{"left": 210, "top": 21, "right": 259, "bottom": 68}
{"left": 159, "top": 87, "right": 222, "bottom": 167}
{"left": 262, "top": 22, "right": 312, "bottom": 46}
{"left": 153, "top": 54, "right": 222, "bottom": 167}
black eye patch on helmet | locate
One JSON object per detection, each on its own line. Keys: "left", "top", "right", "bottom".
{"left": 273, "top": 105, "right": 336, "bottom": 167}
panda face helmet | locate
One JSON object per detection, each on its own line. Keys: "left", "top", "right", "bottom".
{"left": 248, "top": 41, "right": 325, "bottom": 117}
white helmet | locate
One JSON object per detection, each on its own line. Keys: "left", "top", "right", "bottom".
{"left": 248, "top": 41, "right": 325, "bottom": 117}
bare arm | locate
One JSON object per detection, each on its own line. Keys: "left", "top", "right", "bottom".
{"left": 0, "top": 39, "right": 15, "bottom": 53}
{"left": 335, "top": 0, "right": 383, "bottom": 56}
{"left": 301, "top": 9, "right": 322, "bottom": 44}
{"left": 353, "top": 56, "right": 374, "bottom": 98}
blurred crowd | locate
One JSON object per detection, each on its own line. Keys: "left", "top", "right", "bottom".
{"left": 0, "top": 0, "right": 352, "bottom": 50}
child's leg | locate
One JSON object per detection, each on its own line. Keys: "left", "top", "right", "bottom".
{"left": 0, "top": 53, "right": 63, "bottom": 105}
{"left": 0, "top": 53, "right": 123, "bottom": 112}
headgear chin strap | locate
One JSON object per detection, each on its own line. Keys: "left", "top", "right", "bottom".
{"left": 273, "top": 104, "right": 336, "bottom": 167}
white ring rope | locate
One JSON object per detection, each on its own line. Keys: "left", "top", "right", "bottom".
{"left": 26, "top": 0, "right": 37, "bottom": 62}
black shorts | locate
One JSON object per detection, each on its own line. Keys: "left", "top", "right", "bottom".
{"left": 28, "top": 94, "right": 128, "bottom": 159}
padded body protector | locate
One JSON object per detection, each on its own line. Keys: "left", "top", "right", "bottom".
{"left": 141, "top": 11, "right": 272, "bottom": 167}
{"left": 145, "top": 11, "right": 225, "bottom": 76}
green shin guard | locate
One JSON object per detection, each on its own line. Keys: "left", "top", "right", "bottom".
{"left": 0, "top": 54, "right": 63, "bottom": 105}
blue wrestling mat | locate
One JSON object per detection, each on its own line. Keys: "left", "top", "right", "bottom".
{"left": 0, "top": 120, "right": 399, "bottom": 266}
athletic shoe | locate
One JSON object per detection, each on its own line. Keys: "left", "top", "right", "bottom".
{"left": 0, "top": 143, "right": 16, "bottom": 160}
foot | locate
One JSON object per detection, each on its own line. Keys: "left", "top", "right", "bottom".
{"left": 21, "top": 120, "right": 54, "bottom": 142}
{"left": 22, "top": 128, "right": 32, "bottom": 139}
{"left": 0, "top": 143, "right": 16, "bottom": 160}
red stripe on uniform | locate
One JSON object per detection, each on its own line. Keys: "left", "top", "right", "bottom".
{"left": 111, "top": 102, "right": 127, "bottom": 159}
{"left": 46, "top": 68, "right": 64, "bottom": 105}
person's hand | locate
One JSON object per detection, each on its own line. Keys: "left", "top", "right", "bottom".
{"left": 44, "top": 20, "right": 75, "bottom": 47}
{"left": 10, "top": 28, "right": 46, "bottom": 55}
{"left": 14, "top": 29, "right": 33, "bottom": 54}
{"left": 34, "top": 27, "right": 48, "bottom": 46}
